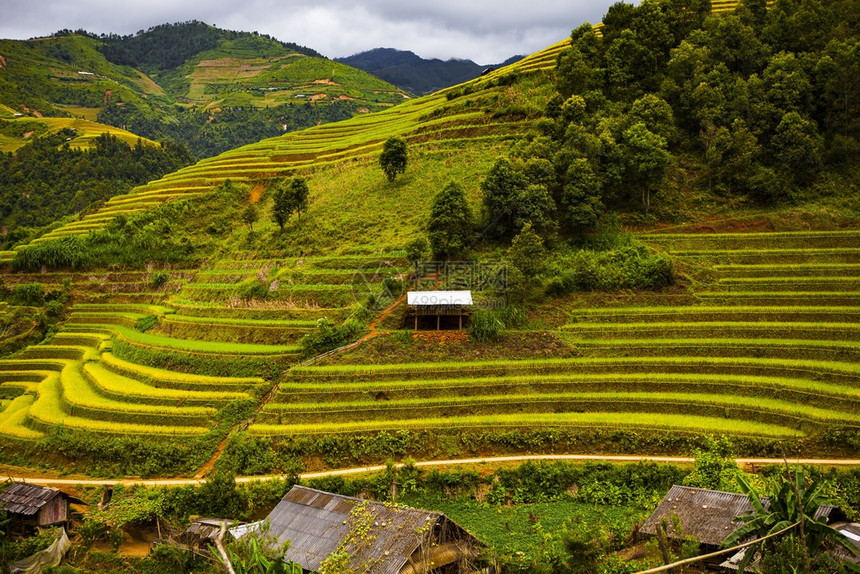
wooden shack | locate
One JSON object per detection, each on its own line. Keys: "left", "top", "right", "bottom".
{"left": 0, "top": 483, "right": 82, "bottom": 534}
{"left": 642, "top": 485, "right": 856, "bottom": 571}
{"left": 258, "top": 485, "right": 485, "bottom": 574}
{"left": 407, "top": 290, "right": 472, "bottom": 330}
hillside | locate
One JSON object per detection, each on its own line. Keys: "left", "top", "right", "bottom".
{"left": 0, "top": 0, "right": 856, "bottom": 489}
{"left": 0, "top": 22, "right": 408, "bottom": 158}
{"left": 336, "top": 47, "right": 524, "bottom": 95}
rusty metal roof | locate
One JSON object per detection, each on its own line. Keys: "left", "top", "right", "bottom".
{"left": 0, "top": 483, "right": 71, "bottom": 516}
{"left": 642, "top": 486, "right": 847, "bottom": 548}
{"left": 265, "top": 486, "right": 462, "bottom": 574}
{"left": 640, "top": 485, "right": 769, "bottom": 546}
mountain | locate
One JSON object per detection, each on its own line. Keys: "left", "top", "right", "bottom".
{"left": 0, "top": 22, "right": 409, "bottom": 158}
{"left": 335, "top": 48, "right": 524, "bottom": 95}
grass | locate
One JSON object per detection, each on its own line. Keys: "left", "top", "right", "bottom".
{"left": 99, "top": 352, "right": 265, "bottom": 390}
{"left": 82, "top": 362, "right": 249, "bottom": 405}
{"left": 290, "top": 356, "right": 860, "bottom": 380}
{"left": 0, "top": 395, "right": 43, "bottom": 439}
{"left": 274, "top": 372, "right": 859, "bottom": 402}
{"left": 260, "top": 391, "right": 860, "bottom": 427}
{"left": 64, "top": 323, "right": 301, "bottom": 356}
{"left": 27, "top": 372, "right": 208, "bottom": 436}
{"left": 58, "top": 361, "right": 215, "bottom": 424}
{"left": 561, "top": 322, "right": 860, "bottom": 341}
{"left": 248, "top": 411, "right": 801, "bottom": 438}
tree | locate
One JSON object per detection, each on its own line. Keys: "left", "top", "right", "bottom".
{"left": 480, "top": 158, "right": 555, "bottom": 237}
{"left": 379, "top": 136, "right": 408, "bottom": 182}
{"left": 561, "top": 158, "right": 604, "bottom": 232}
{"left": 288, "top": 177, "right": 310, "bottom": 219}
{"left": 722, "top": 468, "right": 860, "bottom": 573}
{"left": 772, "top": 112, "right": 823, "bottom": 185}
{"left": 272, "top": 182, "right": 293, "bottom": 231}
{"left": 271, "top": 177, "right": 310, "bottom": 231}
{"left": 242, "top": 204, "right": 259, "bottom": 231}
{"left": 508, "top": 222, "right": 547, "bottom": 280}
{"left": 428, "top": 181, "right": 474, "bottom": 260}
{"left": 623, "top": 122, "right": 670, "bottom": 215}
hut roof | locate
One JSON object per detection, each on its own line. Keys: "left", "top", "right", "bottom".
{"left": 640, "top": 485, "right": 768, "bottom": 546}
{"left": 265, "top": 486, "right": 477, "bottom": 574}
{"left": 407, "top": 291, "right": 472, "bottom": 306}
{"left": 0, "top": 483, "right": 82, "bottom": 517}
{"left": 642, "top": 486, "right": 847, "bottom": 548}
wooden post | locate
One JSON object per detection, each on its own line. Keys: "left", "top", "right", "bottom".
{"left": 437, "top": 313, "right": 440, "bottom": 330}
{"left": 459, "top": 313, "right": 462, "bottom": 330}
{"left": 414, "top": 312, "right": 418, "bottom": 330}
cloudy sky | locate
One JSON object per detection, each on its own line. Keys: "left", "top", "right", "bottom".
{"left": 0, "top": 0, "right": 632, "bottom": 64}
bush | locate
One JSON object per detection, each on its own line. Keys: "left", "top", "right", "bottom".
{"left": 238, "top": 278, "right": 269, "bottom": 299}
{"left": 151, "top": 271, "right": 169, "bottom": 288}
{"left": 300, "top": 318, "right": 365, "bottom": 357}
{"left": 546, "top": 242, "right": 675, "bottom": 294}
{"left": 404, "top": 237, "right": 429, "bottom": 262}
{"left": 471, "top": 310, "right": 504, "bottom": 342}
{"left": 12, "top": 283, "right": 46, "bottom": 306}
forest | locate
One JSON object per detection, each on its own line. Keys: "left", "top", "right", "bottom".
{"left": 0, "top": 130, "right": 192, "bottom": 242}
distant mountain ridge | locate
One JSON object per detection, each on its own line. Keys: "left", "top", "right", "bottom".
{"left": 335, "top": 48, "right": 524, "bottom": 95}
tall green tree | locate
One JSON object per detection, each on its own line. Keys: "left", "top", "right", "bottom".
{"left": 428, "top": 181, "right": 474, "bottom": 260}
{"left": 480, "top": 158, "right": 555, "bottom": 237}
{"left": 508, "top": 222, "right": 547, "bottom": 280}
{"left": 271, "top": 177, "right": 310, "bottom": 231}
{"left": 623, "top": 123, "right": 670, "bottom": 215}
{"left": 379, "top": 137, "right": 408, "bottom": 182}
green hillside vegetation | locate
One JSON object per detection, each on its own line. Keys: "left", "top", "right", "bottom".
{"left": 0, "top": 130, "right": 192, "bottom": 239}
{"left": 0, "top": 22, "right": 408, "bottom": 159}
{"left": 0, "top": 0, "right": 855, "bottom": 482}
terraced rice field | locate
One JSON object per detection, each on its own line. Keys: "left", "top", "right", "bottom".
{"left": 249, "top": 230, "right": 860, "bottom": 443}
{"left": 0, "top": 251, "right": 405, "bottom": 440}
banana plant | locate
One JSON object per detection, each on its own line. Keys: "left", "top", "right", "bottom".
{"left": 721, "top": 468, "right": 860, "bottom": 573}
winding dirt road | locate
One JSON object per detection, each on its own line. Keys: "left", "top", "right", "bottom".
{"left": 3, "top": 454, "right": 859, "bottom": 487}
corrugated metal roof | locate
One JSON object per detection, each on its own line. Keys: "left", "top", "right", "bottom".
{"left": 0, "top": 483, "right": 67, "bottom": 516}
{"left": 642, "top": 486, "right": 848, "bottom": 549}
{"left": 640, "top": 485, "right": 769, "bottom": 546}
{"left": 265, "top": 486, "right": 456, "bottom": 574}
{"left": 407, "top": 291, "right": 472, "bottom": 306}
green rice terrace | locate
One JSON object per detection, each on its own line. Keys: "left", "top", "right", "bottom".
{"left": 0, "top": 0, "right": 857, "bottom": 480}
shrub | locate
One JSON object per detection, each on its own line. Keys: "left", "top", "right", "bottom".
{"left": 547, "top": 242, "right": 675, "bottom": 294}
{"left": 12, "top": 283, "right": 46, "bottom": 306}
{"left": 404, "top": 237, "right": 428, "bottom": 262}
{"left": 471, "top": 309, "right": 504, "bottom": 342}
{"left": 238, "top": 278, "right": 270, "bottom": 299}
{"left": 300, "top": 318, "right": 365, "bottom": 357}
{"left": 151, "top": 271, "right": 169, "bottom": 288}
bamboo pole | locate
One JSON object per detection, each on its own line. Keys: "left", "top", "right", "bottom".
{"left": 633, "top": 521, "right": 800, "bottom": 574}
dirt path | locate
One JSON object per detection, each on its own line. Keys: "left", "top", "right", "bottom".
{"left": 4, "top": 455, "right": 860, "bottom": 487}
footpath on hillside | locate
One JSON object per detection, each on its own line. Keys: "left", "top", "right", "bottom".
{"left": 3, "top": 454, "right": 860, "bottom": 487}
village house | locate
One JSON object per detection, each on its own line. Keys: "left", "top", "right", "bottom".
{"left": 407, "top": 290, "right": 472, "bottom": 330}
{"left": 252, "top": 485, "right": 486, "bottom": 574}
{"left": 0, "top": 483, "right": 83, "bottom": 535}
{"left": 640, "top": 485, "right": 860, "bottom": 572}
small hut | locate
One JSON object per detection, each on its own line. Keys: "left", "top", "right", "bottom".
{"left": 0, "top": 483, "right": 83, "bottom": 534}
{"left": 259, "top": 485, "right": 484, "bottom": 573}
{"left": 642, "top": 485, "right": 856, "bottom": 571}
{"left": 173, "top": 518, "right": 237, "bottom": 553}
{"left": 407, "top": 290, "right": 472, "bottom": 330}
